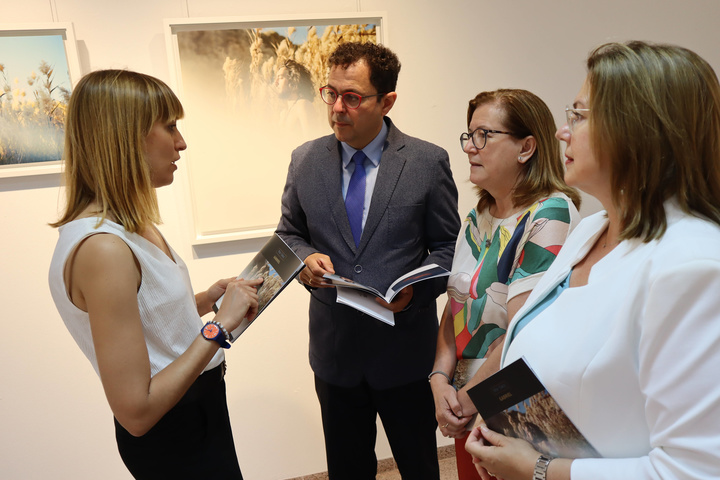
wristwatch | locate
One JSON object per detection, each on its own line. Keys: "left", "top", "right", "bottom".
{"left": 533, "top": 454, "right": 553, "bottom": 480}
{"left": 201, "top": 321, "right": 231, "bottom": 349}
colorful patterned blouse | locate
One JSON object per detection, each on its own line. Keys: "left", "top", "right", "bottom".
{"left": 447, "top": 193, "right": 579, "bottom": 361}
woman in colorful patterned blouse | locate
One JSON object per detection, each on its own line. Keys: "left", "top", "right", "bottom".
{"left": 430, "top": 89, "right": 581, "bottom": 479}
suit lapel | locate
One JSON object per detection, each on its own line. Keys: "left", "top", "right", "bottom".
{"left": 357, "top": 120, "right": 406, "bottom": 253}
{"left": 319, "top": 136, "right": 358, "bottom": 252}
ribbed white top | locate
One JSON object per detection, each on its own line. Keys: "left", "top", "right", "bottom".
{"left": 48, "top": 218, "right": 223, "bottom": 377}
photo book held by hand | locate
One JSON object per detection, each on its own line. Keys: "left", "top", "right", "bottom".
{"left": 213, "top": 233, "right": 305, "bottom": 342}
{"left": 467, "top": 357, "right": 601, "bottom": 459}
{"left": 322, "top": 263, "right": 450, "bottom": 326}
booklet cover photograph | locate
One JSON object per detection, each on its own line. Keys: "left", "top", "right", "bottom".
{"left": 468, "top": 357, "right": 601, "bottom": 459}
{"left": 213, "top": 233, "right": 305, "bottom": 340}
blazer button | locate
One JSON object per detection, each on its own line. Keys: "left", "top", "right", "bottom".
{"left": 354, "top": 265, "right": 362, "bottom": 273}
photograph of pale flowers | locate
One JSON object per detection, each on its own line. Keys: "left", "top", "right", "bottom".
{"left": 0, "top": 34, "right": 72, "bottom": 166}
{"left": 175, "top": 23, "right": 377, "bottom": 238}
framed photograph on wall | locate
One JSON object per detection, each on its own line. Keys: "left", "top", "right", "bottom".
{"left": 0, "top": 22, "right": 81, "bottom": 178}
{"left": 164, "top": 13, "right": 387, "bottom": 244}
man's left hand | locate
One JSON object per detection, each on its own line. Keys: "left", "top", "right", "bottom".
{"left": 375, "top": 285, "right": 413, "bottom": 313}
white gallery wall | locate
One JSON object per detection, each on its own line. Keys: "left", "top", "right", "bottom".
{"left": 1, "top": 0, "right": 719, "bottom": 478}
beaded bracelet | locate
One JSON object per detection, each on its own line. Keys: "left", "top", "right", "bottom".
{"left": 209, "top": 320, "right": 232, "bottom": 343}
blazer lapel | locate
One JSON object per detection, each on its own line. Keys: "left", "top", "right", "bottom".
{"left": 501, "top": 215, "right": 609, "bottom": 364}
{"left": 319, "top": 137, "right": 358, "bottom": 252}
{"left": 357, "top": 121, "right": 406, "bottom": 253}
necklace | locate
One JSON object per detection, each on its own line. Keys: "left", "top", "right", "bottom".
{"left": 601, "top": 227, "right": 619, "bottom": 249}
{"left": 486, "top": 216, "right": 497, "bottom": 248}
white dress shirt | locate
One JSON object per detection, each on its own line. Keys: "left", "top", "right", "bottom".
{"left": 340, "top": 120, "right": 388, "bottom": 230}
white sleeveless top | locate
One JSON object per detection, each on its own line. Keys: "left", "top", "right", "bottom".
{"left": 48, "top": 218, "right": 224, "bottom": 377}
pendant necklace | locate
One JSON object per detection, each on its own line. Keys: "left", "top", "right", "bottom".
{"left": 486, "top": 216, "right": 497, "bottom": 248}
{"left": 601, "top": 227, "right": 619, "bottom": 249}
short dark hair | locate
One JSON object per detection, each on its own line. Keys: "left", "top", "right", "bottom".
{"left": 328, "top": 42, "right": 401, "bottom": 93}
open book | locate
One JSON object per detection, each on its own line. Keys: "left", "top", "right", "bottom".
{"left": 213, "top": 233, "right": 305, "bottom": 341}
{"left": 467, "top": 357, "right": 601, "bottom": 459}
{"left": 323, "top": 264, "right": 449, "bottom": 326}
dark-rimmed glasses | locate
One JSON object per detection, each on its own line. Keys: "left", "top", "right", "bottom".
{"left": 319, "top": 86, "right": 386, "bottom": 110}
{"left": 460, "top": 127, "right": 514, "bottom": 151}
{"left": 565, "top": 106, "right": 591, "bottom": 134}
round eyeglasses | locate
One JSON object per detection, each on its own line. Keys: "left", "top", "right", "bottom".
{"left": 460, "top": 127, "right": 514, "bottom": 151}
{"left": 565, "top": 106, "right": 591, "bottom": 134}
{"left": 319, "top": 86, "right": 386, "bottom": 110}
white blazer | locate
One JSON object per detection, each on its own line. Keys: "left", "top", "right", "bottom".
{"left": 503, "top": 202, "right": 720, "bottom": 479}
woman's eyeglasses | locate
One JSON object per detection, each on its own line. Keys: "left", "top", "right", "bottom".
{"left": 460, "top": 127, "right": 513, "bottom": 151}
{"left": 565, "top": 106, "right": 591, "bottom": 134}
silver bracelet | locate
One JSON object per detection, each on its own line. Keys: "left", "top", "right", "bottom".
{"left": 533, "top": 454, "right": 553, "bottom": 480}
{"left": 427, "top": 370, "right": 453, "bottom": 384}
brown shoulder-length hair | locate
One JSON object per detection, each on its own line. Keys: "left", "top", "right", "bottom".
{"left": 50, "top": 69, "right": 184, "bottom": 233}
{"left": 467, "top": 89, "right": 581, "bottom": 213}
{"left": 587, "top": 41, "right": 720, "bottom": 241}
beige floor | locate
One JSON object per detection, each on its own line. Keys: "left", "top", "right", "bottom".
{"left": 291, "top": 445, "right": 459, "bottom": 480}
{"left": 376, "top": 454, "right": 458, "bottom": 480}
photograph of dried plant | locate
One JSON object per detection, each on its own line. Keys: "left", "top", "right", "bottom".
{"left": 487, "top": 390, "right": 601, "bottom": 459}
{"left": 170, "top": 20, "right": 379, "bottom": 240}
{"left": 0, "top": 33, "right": 72, "bottom": 166}
{"left": 246, "top": 259, "right": 284, "bottom": 313}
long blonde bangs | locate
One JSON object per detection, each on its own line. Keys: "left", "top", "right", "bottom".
{"left": 51, "top": 70, "right": 184, "bottom": 233}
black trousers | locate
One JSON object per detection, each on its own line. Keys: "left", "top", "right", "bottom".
{"left": 114, "top": 363, "right": 243, "bottom": 480}
{"left": 315, "top": 375, "right": 440, "bottom": 480}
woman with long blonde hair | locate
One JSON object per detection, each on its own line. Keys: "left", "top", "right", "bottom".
{"left": 49, "top": 70, "right": 260, "bottom": 479}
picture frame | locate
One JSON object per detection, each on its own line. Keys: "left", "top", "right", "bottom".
{"left": 164, "top": 12, "right": 387, "bottom": 244}
{"left": 0, "top": 22, "right": 81, "bottom": 179}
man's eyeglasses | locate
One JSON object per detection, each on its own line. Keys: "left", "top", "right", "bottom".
{"left": 319, "top": 86, "right": 386, "bottom": 110}
{"left": 460, "top": 127, "right": 514, "bottom": 151}
{"left": 565, "top": 106, "right": 591, "bottom": 134}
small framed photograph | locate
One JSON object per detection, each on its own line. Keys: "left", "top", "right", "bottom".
{"left": 0, "top": 22, "right": 81, "bottom": 178}
{"left": 165, "top": 13, "right": 386, "bottom": 244}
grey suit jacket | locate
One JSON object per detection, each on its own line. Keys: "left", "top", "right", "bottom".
{"left": 277, "top": 117, "right": 460, "bottom": 389}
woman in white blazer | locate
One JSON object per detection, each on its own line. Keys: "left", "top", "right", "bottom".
{"left": 465, "top": 41, "right": 720, "bottom": 480}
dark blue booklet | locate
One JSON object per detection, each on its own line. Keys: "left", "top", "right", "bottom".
{"left": 467, "top": 357, "right": 601, "bottom": 459}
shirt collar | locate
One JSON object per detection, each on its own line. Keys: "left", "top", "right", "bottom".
{"left": 341, "top": 120, "right": 388, "bottom": 168}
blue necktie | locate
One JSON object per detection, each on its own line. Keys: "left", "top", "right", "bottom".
{"left": 345, "top": 150, "right": 367, "bottom": 247}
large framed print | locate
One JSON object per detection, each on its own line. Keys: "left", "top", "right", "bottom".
{"left": 0, "top": 23, "right": 81, "bottom": 178}
{"left": 165, "top": 13, "right": 386, "bottom": 244}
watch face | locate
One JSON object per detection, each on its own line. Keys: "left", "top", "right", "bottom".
{"left": 203, "top": 323, "right": 220, "bottom": 338}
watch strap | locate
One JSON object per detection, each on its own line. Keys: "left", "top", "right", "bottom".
{"left": 201, "top": 321, "right": 231, "bottom": 349}
{"left": 533, "top": 454, "right": 552, "bottom": 480}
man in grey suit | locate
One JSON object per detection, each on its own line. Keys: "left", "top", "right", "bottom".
{"left": 276, "top": 42, "right": 459, "bottom": 479}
